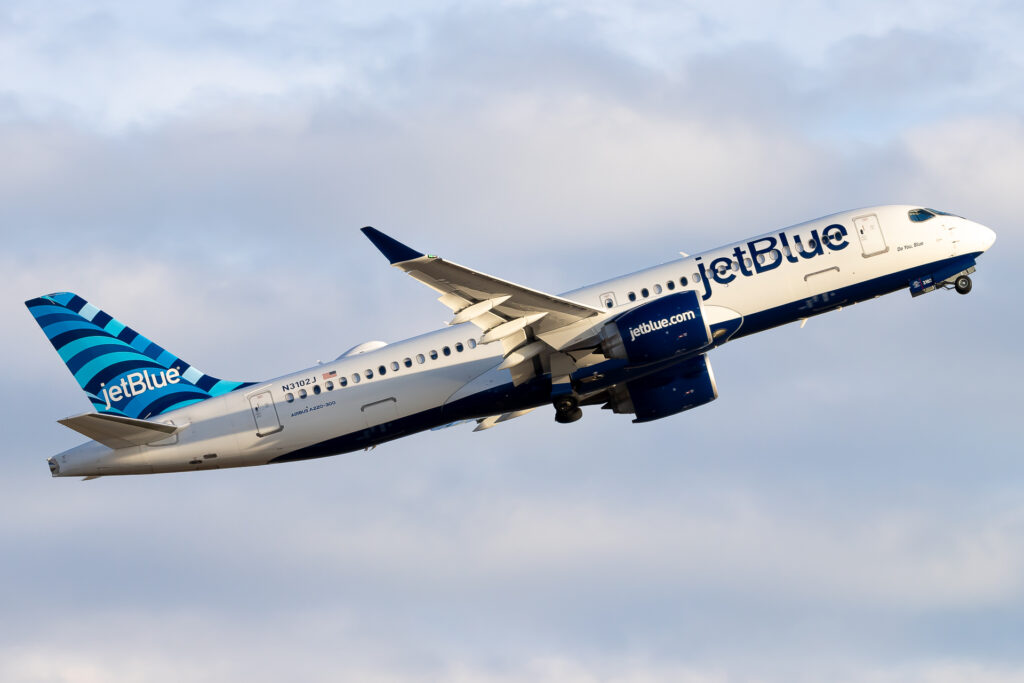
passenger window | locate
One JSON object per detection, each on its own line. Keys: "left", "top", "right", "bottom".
{"left": 352, "top": 374, "right": 360, "bottom": 384}
{"left": 605, "top": 299, "right": 614, "bottom": 308}
{"left": 429, "top": 350, "right": 438, "bottom": 360}
{"left": 313, "top": 384, "right": 321, "bottom": 395}
{"left": 378, "top": 365, "right": 386, "bottom": 376}
{"left": 692, "top": 273, "right": 699, "bottom": 282}
{"left": 391, "top": 361, "right": 400, "bottom": 371}
{"left": 365, "top": 369, "right": 373, "bottom": 379}
{"left": 807, "top": 239, "right": 816, "bottom": 250}
{"left": 641, "top": 288, "right": 649, "bottom": 298}
{"left": 680, "top": 276, "right": 688, "bottom": 286}
{"left": 299, "top": 388, "right": 307, "bottom": 399}
{"left": 744, "top": 258, "right": 752, "bottom": 268}
{"left": 628, "top": 292, "right": 637, "bottom": 302}
{"left": 326, "top": 381, "right": 334, "bottom": 391}
{"left": 653, "top": 284, "right": 662, "bottom": 295}
{"left": 286, "top": 392, "right": 295, "bottom": 403}
{"left": 443, "top": 346, "right": 451, "bottom": 356}
{"left": 667, "top": 280, "right": 675, "bottom": 291}
{"left": 455, "top": 342, "right": 464, "bottom": 352}
{"left": 404, "top": 357, "right": 412, "bottom": 368}
{"left": 467, "top": 339, "right": 477, "bottom": 349}
{"left": 340, "top": 377, "right": 348, "bottom": 387}
{"left": 416, "top": 353, "right": 425, "bottom": 364}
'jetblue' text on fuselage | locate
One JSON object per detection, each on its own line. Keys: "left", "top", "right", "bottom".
{"left": 696, "top": 224, "right": 850, "bottom": 300}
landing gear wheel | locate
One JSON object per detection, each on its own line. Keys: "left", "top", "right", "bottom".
{"left": 553, "top": 396, "right": 583, "bottom": 424}
{"left": 954, "top": 275, "right": 972, "bottom": 295}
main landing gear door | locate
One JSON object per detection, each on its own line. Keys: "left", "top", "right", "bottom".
{"left": 249, "top": 390, "right": 283, "bottom": 437}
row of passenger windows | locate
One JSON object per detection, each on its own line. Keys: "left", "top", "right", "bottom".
{"left": 610, "top": 246, "right": 794, "bottom": 305}
{"left": 285, "top": 337, "right": 478, "bottom": 402}
{"left": 622, "top": 277, "right": 688, "bottom": 304}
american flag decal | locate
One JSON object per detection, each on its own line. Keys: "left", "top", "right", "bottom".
{"left": 323, "top": 370, "right": 337, "bottom": 380}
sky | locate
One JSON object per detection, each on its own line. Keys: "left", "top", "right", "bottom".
{"left": 3, "top": 1, "right": 1024, "bottom": 681}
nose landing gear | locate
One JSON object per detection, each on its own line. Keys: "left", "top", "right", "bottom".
{"left": 954, "top": 275, "right": 973, "bottom": 295}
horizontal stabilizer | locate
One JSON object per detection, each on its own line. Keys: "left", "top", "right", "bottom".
{"left": 58, "top": 412, "right": 180, "bottom": 450}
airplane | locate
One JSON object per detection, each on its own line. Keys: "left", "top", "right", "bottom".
{"left": 28, "top": 204, "right": 996, "bottom": 478}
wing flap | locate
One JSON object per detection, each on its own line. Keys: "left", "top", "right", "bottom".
{"left": 58, "top": 412, "right": 180, "bottom": 450}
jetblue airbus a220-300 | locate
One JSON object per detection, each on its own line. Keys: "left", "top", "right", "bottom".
{"left": 29, "top": 205, "right": 996, "bottom": 478}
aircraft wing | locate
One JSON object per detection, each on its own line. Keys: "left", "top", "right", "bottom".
{"left": 361, "top": 227, "right": 607, "bottom": 383}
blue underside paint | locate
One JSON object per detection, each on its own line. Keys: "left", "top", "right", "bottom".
{"left": 270, "top": 252, "right": 982, "bottom": 464}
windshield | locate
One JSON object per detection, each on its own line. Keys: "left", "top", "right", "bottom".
{"left": 909, "top": 207, "right": 963, "bottom": 222}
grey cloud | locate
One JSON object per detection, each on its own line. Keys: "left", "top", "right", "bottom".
{"left": 3, "top": 7, "right": 1013, "bottom": 276}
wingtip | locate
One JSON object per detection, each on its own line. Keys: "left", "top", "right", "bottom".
{"left": 360, "top": 226, "right": 425, "bottom": 264}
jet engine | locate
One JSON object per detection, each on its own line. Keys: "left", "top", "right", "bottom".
{"left": 603, "top": 354, "right": 719, "bottom": 423}
{"left": 600, "top": 290, "right": 712, "bottom": 363}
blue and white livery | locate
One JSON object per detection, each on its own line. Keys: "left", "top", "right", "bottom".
{"left": 28, "top": 205, "right": 996, "bottom": 477}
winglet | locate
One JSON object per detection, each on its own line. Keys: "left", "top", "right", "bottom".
{"left": 361, "top": 227, "right": 425, "bottom": 264}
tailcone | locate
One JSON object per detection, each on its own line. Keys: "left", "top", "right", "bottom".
{"left": 48, "top": 440, "right": 119, "bottom": 478}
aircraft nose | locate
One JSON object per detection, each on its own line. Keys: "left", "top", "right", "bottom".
{"left": 978, "top": 223, "right": 997, "bottom": 251}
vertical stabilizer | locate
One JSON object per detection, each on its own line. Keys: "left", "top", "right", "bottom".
{"left": 25, "top": 292, "right": 252, "bottom": 419}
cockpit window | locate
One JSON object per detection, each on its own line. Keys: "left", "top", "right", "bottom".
{"left": 927, "top": 208, "right": 962, "bottom": 218}
{"left": 909, "top": 208, "right": 936, "bottom": 222}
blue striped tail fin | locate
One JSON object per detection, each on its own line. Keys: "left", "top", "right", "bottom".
{"left": 26, "top": 292, "right": 253, "bottom": 419}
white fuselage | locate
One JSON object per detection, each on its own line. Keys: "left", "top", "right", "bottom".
{"left": 49, "top": 205, "right": 996, "bottom": 477}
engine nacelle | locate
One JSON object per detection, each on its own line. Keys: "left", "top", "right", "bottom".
{"left": 601, "top": 290, "right": 712, "bottom": 363}
{"left": 620, "top": 354, "right": 719, "bottom": 423}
